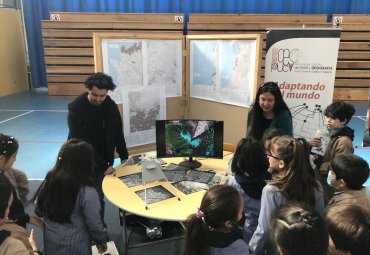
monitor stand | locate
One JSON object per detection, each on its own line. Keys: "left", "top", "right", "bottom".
{"left": 179, "top": 157, "right": 202, "bottom": 169}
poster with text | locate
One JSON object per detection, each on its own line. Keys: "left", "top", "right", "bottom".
{"left": 265, "top": 29, "right": 341, "bottom": 140}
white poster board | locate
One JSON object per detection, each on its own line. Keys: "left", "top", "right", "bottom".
{"left": 102, "top": 39, "right": 182, "bottom": 103}
{"left": 122, "top": 86, "right": 166, "bottom": 147}
{"left": 265, "top": 28, "right": 341, "bottom": 140}
{"left": 189, "top": 37, "right": 259, "bottom": 107}
{"left": 95, "top": 33, "right": 184, "bottom": 149}
{"left": 363, "top": 88, "right": 370, "bottom": 147}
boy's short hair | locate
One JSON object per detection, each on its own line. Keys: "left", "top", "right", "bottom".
{"left": 330, "top": 154, "right": 369, "bottom": 190}
{"left": 325, "top": 205, "right": 370, "bottom": 255}
{"left": 84, "top": 72, "right": 116, "bottom": 91}
{"left": 324, "top": 102, "right": 355, "bottom": 124}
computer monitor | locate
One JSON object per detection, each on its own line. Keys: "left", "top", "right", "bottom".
{"left": 156, "top": 120, "right": 224, "bottom": 169}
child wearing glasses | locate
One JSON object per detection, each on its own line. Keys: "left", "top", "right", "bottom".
{"left": 183, "top": 185, "right": 249, "bottom": 255}
{"left": 228, "top": 137, "right": 271, "bottom": 243}
{"left": 247, "top": 82, "right": 292, "bottom": 141}
{"left": 249, "top": 136, "right": 324, "bottom": 255}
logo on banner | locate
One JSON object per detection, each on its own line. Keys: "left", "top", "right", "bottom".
{"left": 271, "top": 47, "right": 334, "bottom": 74}
{"left": 271, "top": 48, "right": 302, "bottom": 72}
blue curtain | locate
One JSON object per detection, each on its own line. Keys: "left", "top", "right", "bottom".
{"left": 23, "top": 0, "right": 370, "bottom": 88}
{"left": 23, "top": 0, "right": 49, "bottom": 88}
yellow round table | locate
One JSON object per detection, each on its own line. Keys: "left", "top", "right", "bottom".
{"left": 102, "top": 152, "right": 231, "bottom": 222}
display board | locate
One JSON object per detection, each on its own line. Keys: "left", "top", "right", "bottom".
{"left": 265, "top": 28, "right": 341, "bottom": 141}
{"left": 364, "top": 88, "right": 370, "bottom": 147}
{"left": 186, "top": 34, "right": 262, "bottom": 146}
{"left": 93, "top": 32, "right": 185, "bottom": 153}
{"left": 0, "top": 9, "right": 28, "bottom": 96}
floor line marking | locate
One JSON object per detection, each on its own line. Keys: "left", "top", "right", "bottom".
{"left": 353, "top": 116, "right": 367, "bottom": 121}
{"left": 0, "top": 111, "right": 34, "bottom": 124}
{"left": 20, "top": 140, "right": 65, "bottom": 144}
{"left": 0, "top": 109, "right": 68, "bottom": 112}
{"left": 355, "top": 147, "right": 370, "bottom": 150}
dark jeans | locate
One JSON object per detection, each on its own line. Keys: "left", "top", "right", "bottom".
{"left": 364, "top": 129, "right": 370, "bottom": 146}
{"left": 96, "top": 172, "right": 106, "bottom": 227}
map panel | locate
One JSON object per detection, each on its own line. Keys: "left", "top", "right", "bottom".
{"left": 191, "top": 40, "right": 217, "bottom": 87}
{"left": 102, "top": 39, "right": 143, "bottom": 104}
{"left": 172, "top": 181, "right": 208, "bottom": 195}
{"left": 102, "top": 39, "right": 182, "bottom": 104}
{"left": 190, "top": 40, "right": 257, "bottom": 107}
{"left": 183, "top": 169, "right": 215, "bottom": 183}
{"left": 146, "top": 40, "right": 182, "bottom": 97}
{"left": 135, "top": 185, "right": 175, "bottom": 204}
{"left": 122, "top": 86, "right": 166, "bottom": 147}
{"left": 119, "top": 173, "right": 142, "bottom": 188}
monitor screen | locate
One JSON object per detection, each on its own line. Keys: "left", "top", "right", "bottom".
{"left": 156, "top": 120, "right": 224, "bottom": 168}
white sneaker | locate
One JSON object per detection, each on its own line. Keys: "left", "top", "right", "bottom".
{"left": 146, "top": 226, "right": 157, "bottom": 239}
{"left": 155, "top": 224, "right": 162, "bottom": 239}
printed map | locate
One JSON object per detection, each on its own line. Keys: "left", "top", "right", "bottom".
{"left": 190, "top": 40, "right": 257, "bottom": 107}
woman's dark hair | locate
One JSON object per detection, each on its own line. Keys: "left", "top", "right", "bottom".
{"left": 231, "top": 137, "right": 269, "bottom": 176}
{"left": 269, "top": 136, "right": 318, "bottom": 207}
{"left": 183, "top": 185, "right": 241, "bottom": 255}
{"left": 34, "top": 139, "right": 96, "bottom": 223}
{"left": 0, "top": 134, "right": 19, "bottom": 161}
{"left": 248, "top": 82, "right": 291, "bottom": 140}
{"left": 0, "top": 179, "right": 12, "bottom": 218}
{"left": 271, "top": 203, "right": 328, "bottom": 255}
{"left": 84, "top": 72, "right": 116, "bottom": 91}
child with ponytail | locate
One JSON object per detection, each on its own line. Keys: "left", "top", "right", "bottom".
{"left": 249, "top": 136, "right": 324, "bottom": 255}
{"left": 270, "top": 203, "right": 328, "bottom": 255}
{"left": 183, "top": 185, "right": 249, "bottom": 255}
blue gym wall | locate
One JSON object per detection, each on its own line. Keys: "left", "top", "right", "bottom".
{"left": 22, "top": 0, "right": 370, "bottom": 88}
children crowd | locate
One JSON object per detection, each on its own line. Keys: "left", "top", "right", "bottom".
{"left": 184, "top": 82, "right": 370, "bottom": 255}
{"left": 0, "top": 80, "right": 369, "bottom": 255}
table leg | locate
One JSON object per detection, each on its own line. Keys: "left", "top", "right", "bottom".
{"left": 119, "top": 209, "right": 128, "bottom": 255}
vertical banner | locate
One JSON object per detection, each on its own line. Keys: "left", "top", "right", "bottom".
{"left": 265, "top": 29, "right": 341, "bottom": 140}
{"left": 363, "top": 88, "right": 370, "bottom": 147}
